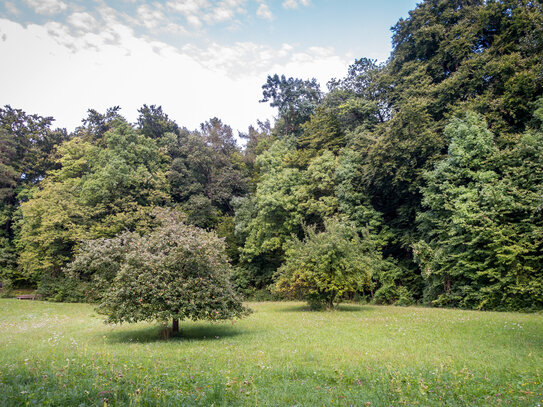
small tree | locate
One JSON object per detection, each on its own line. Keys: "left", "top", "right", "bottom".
{"left": 273, "top": 219, "right": 379, "bottom": 309}
{"left": 79, "top": 210, "right": 250, "bottom": 335}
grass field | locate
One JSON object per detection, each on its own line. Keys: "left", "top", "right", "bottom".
{"left": 0, "top": 300, "right": 542, "bottom": 406}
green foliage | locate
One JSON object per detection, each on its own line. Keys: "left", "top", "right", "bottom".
{"left": 95, "top": 210, "right": 250, "bottom": 328}
{"left": 0, "top": 106, "right": 69, "bottom": 283}
{"left": 239, "top": 120, "right": 274, "bottom": 190}
{"left": 335, "top": 149, "right": 385, "bottom": 236}
{"left": 167, "top": 118, "right": 246, "bottom": 227}
{"left": 0, "top": 278, "right": 13, "bottom": 298}
{"left": 297, "top": 150, "right": 338, "bottom": 226}
{"left": 328, "top": 57, "right": 388, "bottom": 126}
{"left": 260, "top": 74, "right": 322, "bottom": 136}
{"left": 390, "top": 0, "right": 543, "bottom": 132}
{"left": 64, "top": 231, "right": 137, "bottom": 302}
{"left": 37, "top": 273, "right": 89, "bottom": 303}
{"left": 348, "top": 0, "right": 543, "bottom": 274}
{"left": 236, "top": 139, "right": 304, "bottom": 284}
{"left": 18, "top": 117, "right": 168, "bottom": 283}
{"left": 137, "top": 104, "right": 179, "bottom": 139}
{"left": 298, "top": 106, "right": 345, "bottom": 153}
{"left": 215, "top": 215, "right": 241, "bottom": 264}
{"left": 273, "top": 219, "right": 380, "bottom": 309}
{"left": 79, "top": 106, "right": 123, "bottom": 141}
{"left": 416, "top": 112, "right": 543, "bottom": 310}
{"left": 0, "top": 127, "right": 17, "bottom": 201}
{"left": 184, "top": 194, "right": 219, "bottom": 229}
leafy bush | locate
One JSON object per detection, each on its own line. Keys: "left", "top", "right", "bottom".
{"left": 37, "top": 274, "right": 88, "bottom": 302}
{"left": 0, "top": 278, "right": 13, "bottom": 298}
{"left": 373, "top": 283, "right": 400, "bottom": 305}
{"left": 273, "top": 219, "right": 383, "bottom": 309}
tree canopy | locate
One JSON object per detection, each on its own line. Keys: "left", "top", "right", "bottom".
{"left": 72, "top": 210, "right": 250, "bottom": 334}
{"left": 2, "top": 0, "right": 543, "bottom": 312}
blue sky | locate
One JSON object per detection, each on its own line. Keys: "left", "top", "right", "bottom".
{"left": 0, "top": 0, "right": 418, "bottom": 133}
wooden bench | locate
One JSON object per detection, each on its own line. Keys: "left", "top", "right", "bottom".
{"left": 17, "top": 294, "right": 42, "bottom": 300}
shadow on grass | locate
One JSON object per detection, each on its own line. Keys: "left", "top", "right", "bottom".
{"left": 106, "top": 322, "right": 246, "bottom": 343}
{"left": 279, "top": 303, "right": 371, "bottom": 313}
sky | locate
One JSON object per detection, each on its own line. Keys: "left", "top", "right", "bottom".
{"left": 0, "top": 0, "right": 419, "bottom": 134}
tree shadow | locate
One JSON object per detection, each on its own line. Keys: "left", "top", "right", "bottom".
{"left": 278, "top": 303, "right": 371, "bottom": 313}
{"left": 105, "top": 322, "right": 247, "bottom": 344}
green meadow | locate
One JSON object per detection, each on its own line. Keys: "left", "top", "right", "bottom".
{"left": 0, "top": 300, "right": 542, "bottom": 406}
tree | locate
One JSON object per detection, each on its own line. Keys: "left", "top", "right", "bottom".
{"left": 415, "top": 112, "right": 543, "bottom": 310}
{"left": 18, "top": 116, "right": 169, "bottom": 289}
{"left": 79, "top": 106, "right": 123, "bottom": 141}
{"left": 389, "top": 0, "right": 543, "bottom": 133}
{"left": 235, "top": 138, "right": 305, "bottom": 288}
{"left": 137, "top": 104, "right": 179, "bottom": 140}
{"left": 65, "top": 231, "right": 137, "bottom": 302}
{"left": 352, "top": 0, "right": 543, "bottom": 283}
{"left": 328, "top": 57, "right": 389, "bottom": 124}
{"left": 0, "top": 106, "right": 68, "bottom": 283}
{"left": 298, "top": 106, "right": 346, "bottom": 154}
{"left": 260, "top": 74, "right": 322, "bottom": 136}
{"left": 0, "top": 127, "right": 17, "bottom": 201}
{"left": 92, "top": 210, "right": 250, "bottom": 335}
{"left": 167, "top": 118, "right": 246, "bottom": 224}
{"left": 239, "top": 120, "right": 274, "bottom": 181}
{"left": 273, "top": 219, "right": 379, "bottom": 309}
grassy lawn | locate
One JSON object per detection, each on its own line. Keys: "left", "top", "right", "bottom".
{"left": 0, "top": 300, "right": 542, "bottom": 406}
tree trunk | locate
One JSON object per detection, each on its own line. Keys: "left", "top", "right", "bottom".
{"left": 444, "top": 274, "right": 451, "bottom": 293}
{"left": 172, "top": 318, "right": 179, "bottom": 336}
{"left": 328, "top": 293, "right": 336, "bottom": 309}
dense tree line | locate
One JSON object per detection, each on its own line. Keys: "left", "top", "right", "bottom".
{"left": 1, "top": 0, "right": 542, "bottom": 310}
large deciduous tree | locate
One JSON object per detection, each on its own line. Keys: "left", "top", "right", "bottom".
{"left": 0, "top": 106, "right": 69, "bottom": 283}
{"left": 18, "top": 115, "right": 168, "bottom": 292}
{"left": 260, "top": 74, "right": 322, "bottom": 136}
{"left": 415, "top": 112, "right": 543, "bottom": 310}
{"left": 166, "top": 118, "right": 246, "bottom": 229}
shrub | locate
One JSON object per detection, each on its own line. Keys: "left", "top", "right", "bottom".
{"left": 0, "top": 278, "right": 13, "bottom": 298}
{"left": 273, "top": 219, "right": 381, "bottom": 309}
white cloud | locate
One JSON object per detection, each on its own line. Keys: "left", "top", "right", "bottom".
{"left": 163, "top": 22, "right": 188, "bottom": 34}
{"left": 256, "top": 3, "right": 273, "bottom": 20}
{"left": 282, "top": 0, "right": 297, "bottom": 9}
{"left": 182, "top": 41, "right": 348, "bottom": 85}
{"left": 23, "top": 0, "right": 68, "bottom": 15}
{"left": 5, "top": 1, "right": 20, "bottom": 15}
{"left": 282, "top": 0, "right": 310, "bottom": 10}
{"left": 166, "top": 0, "right": 209, "bottom": 15}
{"left": 166, "top": 0, "right": 246, "bottom": 27}
{"left": 67, "top": 12, "right": 98, "bottom": 32}
{"left": 186, "top": 14, "right": 202, "bottom": 27}
{"left": 136, "top": 4, "right": 166, "bottom": 29}
{"left": 0, "top": 15, "right": 348, "bottom": 134}
{"left": 203, "top": 0, "right": 246, "bottom": 23}
{"left": 166, "top": 0, "right": 207, "bottom": 27}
